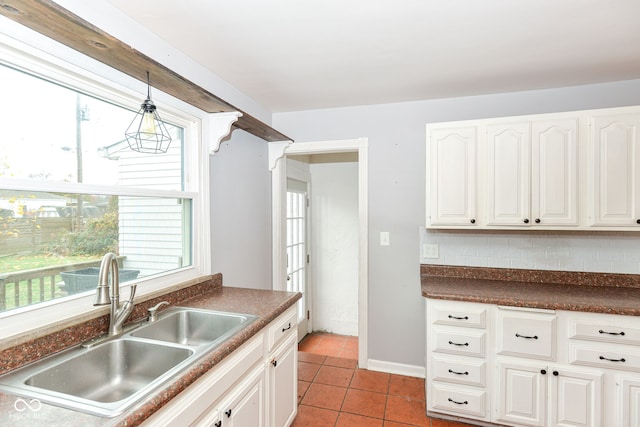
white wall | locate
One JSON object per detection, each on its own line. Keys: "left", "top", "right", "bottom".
{"left": 309, "top": 158, "right": 359, "bottom": 336}
{"left": 273, "top": 79, "right": 640, "bottom": 369}
{"left": 210, "top": 129, "right": 272, "bottom": 289}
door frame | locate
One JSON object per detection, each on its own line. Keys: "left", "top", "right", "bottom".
{"left": 269, "top": 138, "right": 369, "bottom": 369}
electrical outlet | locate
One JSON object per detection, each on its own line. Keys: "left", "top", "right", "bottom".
{"left": 423, "top": 244, "right": 439, "bottom": 259}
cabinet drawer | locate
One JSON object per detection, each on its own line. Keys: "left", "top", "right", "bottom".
{"left": 432, "top": 302, "right": 487, "bottom": 329}
{"left": 569, "top": 343, "right": 640, "bottom": 373}
{"left": 431, "top": 355, "right": 486, "bottom": 387}
{"left": 268, "top": 307, "right": 297, "bottom": 351}
{"left": 497, "top": 309, "right": 556, "bottom": 360}
{"left": 433, "top": 327, "right": 486, "bottom": 358}
{"left": 569, "top": 318, "right": 640, "bottom": 346}
{"left": 430, "top": 382, "right": 487, "bottom": 419}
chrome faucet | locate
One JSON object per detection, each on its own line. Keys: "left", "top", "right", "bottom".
{"left": 93, "top": 253, "right": 137, "bottom": 336}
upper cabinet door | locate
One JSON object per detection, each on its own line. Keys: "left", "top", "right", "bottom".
{"left": 486, "top": 123, "right": 531, "bottom": 226}
{"left": 531, "top": 119, "right": 579, "bottom": 226}
{"left": 590, "top": 114, "right": 640, "bottom": 227}
{"left": 428, "top": 126, "right": 478, "bottom": 226}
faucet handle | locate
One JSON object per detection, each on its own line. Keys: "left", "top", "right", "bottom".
{"left": 147, "top": 301, "right": 169, "bottom": 322}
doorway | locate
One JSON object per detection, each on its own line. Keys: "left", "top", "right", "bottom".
{"left": 270, "top": 138, "right": 369, "bottom": 369}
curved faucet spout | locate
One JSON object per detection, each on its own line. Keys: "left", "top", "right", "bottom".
{"left": 93, "top": 253, "right": 137, "bottom": 336}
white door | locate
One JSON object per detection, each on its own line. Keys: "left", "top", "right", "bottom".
{"left": 286, "top": 178, "right": 310, "bottom": 339}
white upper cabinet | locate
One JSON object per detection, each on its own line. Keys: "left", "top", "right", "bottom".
{"left": 589, "top": 113, "right": 640, "bottom": 227}
{"left": 426, "top": 106, "right": 638, "bottom": 230}
{"left": 532, "top": 119, "right": 578, "bottom": 226}
{"left": 427, "top": 125, "right": 478, "bottom": 226}
{"left": 486, "top": 119, "right": 578, "bottom": 227}
{"left": 486, "top": 122, "right": 532, "bottom": 226}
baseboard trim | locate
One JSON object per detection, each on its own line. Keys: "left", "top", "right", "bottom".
{"left": 367, "top": 359, "right": 425, "bottom": 378}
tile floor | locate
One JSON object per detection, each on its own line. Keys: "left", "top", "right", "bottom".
{"left": 294, "top": 332, "right": 475, "bottom": 427}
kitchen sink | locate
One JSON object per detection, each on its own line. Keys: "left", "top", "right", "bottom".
{"left": 0, "top": 307, "right": 257, "bottom": 417}
{"left": 131, "top": 307, "right": 256, "bottom": 346}
{"left": 25, "top": 339, "right": 193, "bottom": 403}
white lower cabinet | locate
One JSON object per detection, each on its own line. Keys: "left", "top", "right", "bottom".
{"left": 424, "top": 299, "right": 640, "bottom": 427}
{"left": 495, "top": 361, "right": 602, "bottom": 427}
{"left": 142, "top": 306, "right": 298, "bottom": 427}
{"left": 269, "top": 333, "right": 298, "bottom": 427}
{"left": 197, "top": 365, "right": 265, "bottom": 427}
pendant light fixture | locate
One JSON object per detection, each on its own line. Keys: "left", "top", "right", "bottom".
{"left": 125, "top": 71, "right": 172, "bottom": 154}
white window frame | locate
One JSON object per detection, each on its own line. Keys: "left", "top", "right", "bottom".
{"left": 0, "top": 31, "right": 212, "bottom": 345}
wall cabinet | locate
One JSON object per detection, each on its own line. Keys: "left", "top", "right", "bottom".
{"left": 425, "top": 299, "right": 640, "bottom": 427}
{"left": 427, "top": 125, "right": 478, "bottom": 226}
{"left": 589, "top": 113, "right": 640, "bottom": 226}
{"left": 142, "top": 306, "right": 298, "bottom": 427}
{"left": 486, "top": 119, "right": 578, "bottom": 227}
{"left": 426, "top": 105, "right": 640, "bottom": 230}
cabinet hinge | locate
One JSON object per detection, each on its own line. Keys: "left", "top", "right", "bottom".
{"left": 306, "top": 254, "right": 310, "bottom": 263}
{"left": 307, "top": 310, "right": 310, "bottom": 320}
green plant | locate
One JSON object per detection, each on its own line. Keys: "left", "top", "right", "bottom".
{"left": 48, "top": 210, "right": 119, "bottom": 256}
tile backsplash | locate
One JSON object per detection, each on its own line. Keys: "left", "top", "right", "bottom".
{"left": 420, "top": 227, "right": 640, "bottom": 274}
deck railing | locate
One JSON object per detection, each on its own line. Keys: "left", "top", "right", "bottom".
{"left": 0, "top": 257, "right": 125, "bottom": 311}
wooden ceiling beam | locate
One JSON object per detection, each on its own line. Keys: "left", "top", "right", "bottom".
{"left": 0, "top": 0, "right": 292, "bottom": 142}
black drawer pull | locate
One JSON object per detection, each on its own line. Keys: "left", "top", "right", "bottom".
{"left": 448, "top": 398, "right": 468, "bottom": 405}
{"left": 225, "top": 409, "right": 232, "bottom": 417}
{"left": 448, "top": 340, "right": 469, "bottom": 347}
{"left": 599, "top": 356, "right": 626, "bottom": 363}
{"left": 515, "top": 333, "right": 538, "bottom": 340}
{"left": 599, "top": 329, "right": 625, "bottom": 336}
{"left": 448, "top": 315, "right": 469, "bottom": 320}
{"left": 282, "top": 322, "right": 292, "bottom": 332}
{"left": 214, "top": 422, "right": 221, "bottom": 427}
{"left": 448, "top": 369, "right": 469, "bottom": 376}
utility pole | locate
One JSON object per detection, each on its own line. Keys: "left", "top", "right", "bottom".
{"left": 75, "top": 94, "right": 89, "bottom": 227}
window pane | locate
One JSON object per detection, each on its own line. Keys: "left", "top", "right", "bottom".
{"left": 0, "top": 64, "right": 183, "bottom": 190}
{"left": 0, "top": 189, "right": 192, "bottom": 313}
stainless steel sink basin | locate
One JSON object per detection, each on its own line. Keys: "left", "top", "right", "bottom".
{"left": 0, "top": 307, "right": 257, "bottom": 417}
{"left": 131, "top": 307, "right": 255, "bottom": 346}
{"left": 26, "top": 339, "right": 193, "bottom": 403}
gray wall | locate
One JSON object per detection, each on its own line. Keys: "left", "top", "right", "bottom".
{"left": 273, "top": 79, "right": 640, "bottom": 368}
{"left": 210, "top": 129, "right": 272, "bottom": 290}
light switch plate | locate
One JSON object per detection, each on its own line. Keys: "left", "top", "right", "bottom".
{"left": 423, "top": 244, "right": 439, "bottom": 258}
{"left": 380, "top": 232, "right": 390, "bottom": 246}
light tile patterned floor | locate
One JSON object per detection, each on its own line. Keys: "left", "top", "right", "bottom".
{"left": 294, "top": 332, "right": 475, "bottom": 427}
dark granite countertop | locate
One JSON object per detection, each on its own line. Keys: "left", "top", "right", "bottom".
{"left": 0, "top": 276, "right": 301, "bottom": 426}
{"left": 421, "top": 265, "right": 640, "bottom": 316}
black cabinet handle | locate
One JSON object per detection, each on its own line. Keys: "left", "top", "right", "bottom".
{"left": 448, "top": 315, "right": 469, "bottom": 320}
{"left": 271, "top": 359, "right": 278, "bottom": 367}
{"left": 214, "top": 422, "right": 222, "bottom": 427}
{"left": 225, "top": 409, "right": 232, "bottom": 417}
{"left": 448, "top": 398, "right": 468, "bottom": 405}
{"left": 600, "top": 356, "right": 626, "bottom": 363}
{"left": 523, "top": 218, "right": 530, "bottom": 224}
{"left": 636, "top": 219, "right": 640, "bottom": 224}
{"left": 540, "top": 369, "right": 547, "bottom": 375}
{"left": 470, "top": 219, "right": 476, "bottom": 224}
{"left": 553, "top": 371, "right": 559, "bottom": 376}
{"left": 515, "top": 333, "right": 538, "bottom": 340}
{"left": 599, "top": 329, "right": 625, "bottom": 336}
{"left": 282, "top": 322, "right": 292, "bottom": 332}
{"left": 535, "top": 218, "right": 541, "bottom": 224}
{"left": 448, "top": 369, "right": 469, "bottom": 376}
{"left": 448, "top": 340, "right": 469, "bottom": 347}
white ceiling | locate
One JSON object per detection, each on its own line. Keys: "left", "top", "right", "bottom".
{"left": 108, "top": 0, "right": 640, "bottom": 113}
